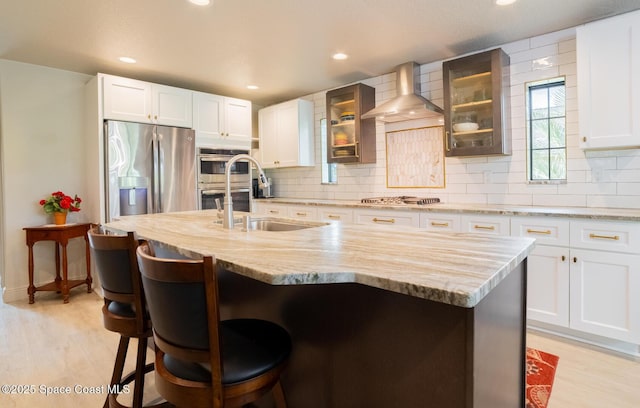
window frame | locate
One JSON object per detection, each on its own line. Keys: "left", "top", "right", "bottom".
{"left": 525, "top": 76, "right": 567, "bottom": 184}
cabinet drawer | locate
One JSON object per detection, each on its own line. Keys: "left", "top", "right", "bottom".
{"left": 318, "top": 208, "right": 354, "bottom": 224}
{"left": 419, "top": 213, "right": 460, "bottom": 232}
{"left": 286, "top": 206, "right": 318, "bottom": 220}
{"left": 570, "top": 220, "right": 640, "bottom": 254}
{"left": 355, "top": 210, "right": 420, "bottom": 227}
{"left": 511, "top": 216, "right": 570, "bottom": 246}
{"left": 255, "top": 203, "right": 286, "bottom": 217}
{"left": 460, "top": 214, "right": 510, "bottom": 235}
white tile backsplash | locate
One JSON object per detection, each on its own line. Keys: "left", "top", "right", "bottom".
{"left": 264, "top": 25, "right": 640, "bottom": 210}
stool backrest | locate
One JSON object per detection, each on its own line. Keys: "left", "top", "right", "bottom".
{"left": 136, "top": 243, "right": 223, "bottom": 387}
{"left": 88, "top": 225, "right": 147, "bottom": 333}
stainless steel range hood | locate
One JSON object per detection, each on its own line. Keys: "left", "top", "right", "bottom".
{"left": 361, "top": 61, "right": 443, "bottom": 123}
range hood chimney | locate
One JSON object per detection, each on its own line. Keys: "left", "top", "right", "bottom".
{"left": 361, "top": 61, "right": 443, "bottom": 123}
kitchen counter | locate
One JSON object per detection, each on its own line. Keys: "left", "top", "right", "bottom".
{"left": 255, "top": 197, "right": 640, "bottom": 221}
{"left": 104, "top": 209, "right": 534, "bottom": 308}
{"left": 105, "top": 210, "right": 533, "bottom": 407}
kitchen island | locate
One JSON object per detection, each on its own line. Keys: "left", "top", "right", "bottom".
{"left": 105, "top": 210, "right": 535, "bottom": 408}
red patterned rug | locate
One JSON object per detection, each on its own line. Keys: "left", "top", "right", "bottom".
{"left": 526, "top": 347, "right": 559, "bottom": 408}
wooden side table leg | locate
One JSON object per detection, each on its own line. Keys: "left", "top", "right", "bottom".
{"left": 55, "top": 242, "right": 62, "bottom": 293}
{"left": 27, "top": 244, "right": 35, "bottom": 304}
{"left": 61, "top": 243, "right": 70, "bottom": 303}
{"left": 84, "top": 234, "right": 93, "bottom": 293}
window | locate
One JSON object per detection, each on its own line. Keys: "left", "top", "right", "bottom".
{"left": 526, "top": 77, "right": 566, "bottom": 182}
{"left": 320, "top": 119, "right": 337, "bottom": 184}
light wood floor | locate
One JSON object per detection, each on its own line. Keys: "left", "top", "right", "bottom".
{"left": 1, "top": 290, "right": 639, "bottom": 407}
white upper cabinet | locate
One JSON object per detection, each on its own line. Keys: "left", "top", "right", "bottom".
{"left": 577, "top": 10, "right": 640, "bottom": 150}
{"left": 152, "top": 84, "right": 193, "bottom": 128}
{"left": 259, "top": 98, "right": 314, "bottom": 168}
{"left": 103, "top": 74, "right": 192, "bottom": 128}
{"left": 193, "top": 92, "right": 251, "bottom": 149}
{"left": 103, "top": 75, "right": 151, "bottom": 123}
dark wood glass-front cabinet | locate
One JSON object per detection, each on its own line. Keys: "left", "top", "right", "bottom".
{"left": 326, "top": 83, "right": 376, "bottom": 164}
{"left": 443, "top": 48, "right": 511, "bottom": 157}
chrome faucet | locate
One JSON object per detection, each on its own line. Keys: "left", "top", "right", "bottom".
{"left": 223, "top": 154, "right": 269, "bottom": 229}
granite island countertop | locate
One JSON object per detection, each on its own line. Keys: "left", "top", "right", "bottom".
{"left": 105, "top": 210, "right": 535, "bottom": 308}
{"left": 255, "top": 198, "right": 640, "bottom": 221}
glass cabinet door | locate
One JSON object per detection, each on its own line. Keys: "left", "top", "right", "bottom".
{"left": 443, "top": 48, "right": 511, "bottom": 157}
{"left": 326, "top": 83, "right": 376, "bottom": 164}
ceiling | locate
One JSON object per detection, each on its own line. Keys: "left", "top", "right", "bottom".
{"left": 1, "top": 0, "right": 639, "bottom": 106}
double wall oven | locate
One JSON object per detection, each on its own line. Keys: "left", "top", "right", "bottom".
{"left": 197, "top": 148, "right": 251, "bottom": 211}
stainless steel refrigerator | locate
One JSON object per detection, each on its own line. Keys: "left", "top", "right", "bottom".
{"left": 105, "top": 120, "right": 196, "bottom": 221}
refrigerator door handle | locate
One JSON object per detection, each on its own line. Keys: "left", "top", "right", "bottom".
{"left": 152, "top": 132, "right": 161, "bottom": 213}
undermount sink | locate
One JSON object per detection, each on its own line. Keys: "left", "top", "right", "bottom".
{"left": 245, "top": 217, "right": 328, "bottom": 232}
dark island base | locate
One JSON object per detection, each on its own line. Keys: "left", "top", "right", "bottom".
{"left": 217, "top": 261, "right": 526, "bottom": 408}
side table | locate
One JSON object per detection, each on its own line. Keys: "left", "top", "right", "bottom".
{"left": 24, "top": 223, "right": 93, "bottom": 304}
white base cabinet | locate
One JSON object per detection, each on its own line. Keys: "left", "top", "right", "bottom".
{"left": 249, "top": 202, "right": 640, "bottom": 348}
{"left": 419, "top": 213, "right": 460, "bottom": 232}
{"left": 526, "top": 245, "right": 570, "bottom": 326}
{"left": 570, "top": 249, "right": 640, "bottom": 343}
{"left": 355, "top": 210, "right": 420, "bottom": 228}
{"left": 569, "top": 219, "right": 640, "bottom": 344}
{"left": 253, "top": 202, "right": 286, "bottom": 217}
{"left": 511, "top": 216, "right": 570, "bottom": 326}
{"left": 318, "top": 208, "right": 354, "bottom": 224}
{"left": 460, "top": 214, "right": 510, "bottom": 235}
{"left": 513, "top": 216, "right": 640, "bottom": 345}
{"left": 286, "top": 205, "right": 317, "bottom": 220}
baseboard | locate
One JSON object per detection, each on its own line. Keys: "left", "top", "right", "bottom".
{"left": 527, "top": 321, "right": 640, "bottom": 360}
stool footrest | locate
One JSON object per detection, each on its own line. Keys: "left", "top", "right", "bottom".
{"left": 119, "top": 362, "right": 155, "bottom": 387}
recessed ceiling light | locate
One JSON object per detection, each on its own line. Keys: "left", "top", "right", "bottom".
{"left": 247, "top": 85, "right": 259, "bottom": 90}
{"left": 332, "top": 53, "right": 348, "bottom": 60}
{"left": 189, "top": 0, "right": 211, "bottom": 5}
{"left": 496, "top": 0, "right": 517, "bottom": 5}
{"left": 118, "top": 56, "right": 136, "bottom": 64}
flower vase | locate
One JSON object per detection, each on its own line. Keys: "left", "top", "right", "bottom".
{"left": 53, "top": 212, "right": 67, "bottom": 225}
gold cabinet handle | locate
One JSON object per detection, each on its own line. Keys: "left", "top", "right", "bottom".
{"left": 561, "top": 255, "right": 566, "bottom": 261}
{"left": 327, "top": 215, "right": 341, "bottom": 220}
{"left": 268, "top": 210, "right": 279, "bottom": 214}
{"left": 431, "top": 221, "right": 449, "bottom": 227}
{"left": 582, "top": 136, "right": 587, "bottom": 142}
{"left": 296, "top": 212, "right": 308, "bottom": 217}
{"left": 373, "top": 218, "right": 395, "bottom": 224}
{"left": 445, "top": 131, "right": 451, "bottom": 152}
{"left": 473, "top": 225, "right": 495, "bottom": 231}
{"left": 526, "top": 229, "right": 551, "bottom": 235}
{"left": 154, "top": 115, "right": 158, "bottom": 120}
{"left": 147, "top": 114, "right": 151, "bottom": 120}
{"left": 589, "top": 233, "right": 620, "bottom": 241}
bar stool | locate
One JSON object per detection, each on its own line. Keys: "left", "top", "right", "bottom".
{"left": 136, "top": 242, "right": 292, "bottom": 408}
{"left": 88, "top": 226, "right": 169, "bottom": 408}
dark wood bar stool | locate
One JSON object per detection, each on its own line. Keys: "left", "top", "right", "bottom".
{"left": 136, "top": 242, "right": 292, "bottom": 408}
{"left": 88, "top": 226, "right": 169, "bottom": 408}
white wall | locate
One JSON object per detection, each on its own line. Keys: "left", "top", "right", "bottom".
{"left": 265, "top": 27, "right": 640, "bottom": 210}
{"left": 0, "top": 60, "right": 92, "bottom": 302}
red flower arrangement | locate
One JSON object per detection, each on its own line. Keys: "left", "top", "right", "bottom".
{"left": 39, "top": 191, "right": 82, "bottom": 214}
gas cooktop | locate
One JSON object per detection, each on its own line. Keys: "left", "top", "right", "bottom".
{"left": 360, "top": 196, "right": 441, "bottom": 205}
